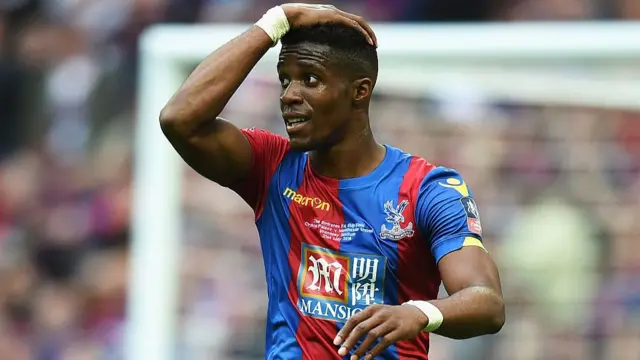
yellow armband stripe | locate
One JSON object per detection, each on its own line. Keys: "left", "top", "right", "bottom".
{"left": 463, "top": 236, "right": 487, "bottom": 252}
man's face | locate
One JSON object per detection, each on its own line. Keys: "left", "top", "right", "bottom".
{"left": 278, "top": 42, "right": 353, "bottom": 152}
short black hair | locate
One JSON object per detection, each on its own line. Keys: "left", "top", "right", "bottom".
{"left": 281, "top": 23, "right": 378, "bottom": 83}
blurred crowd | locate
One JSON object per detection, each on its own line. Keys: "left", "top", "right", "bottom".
{"left": 0, "top": 0, "right": 639, "bottom": 359}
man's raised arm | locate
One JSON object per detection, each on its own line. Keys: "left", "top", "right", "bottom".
{"left": 159, "top": 26, "right": 273, "bottom": 187}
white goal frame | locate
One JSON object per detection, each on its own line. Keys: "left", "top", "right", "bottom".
{"left": 127, "top": 22, "right": 640, "bottom": 360}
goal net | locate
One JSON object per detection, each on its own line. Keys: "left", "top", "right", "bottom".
{"left": 128, "top": 23, "right": 640, "bottom": 360}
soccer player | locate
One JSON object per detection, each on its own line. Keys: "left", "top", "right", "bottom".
{"left": 160, "top": 3, "right": 505, "bottom": 359}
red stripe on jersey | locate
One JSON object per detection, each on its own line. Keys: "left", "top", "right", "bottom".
{"left": 395, "top": 157, "right": 439, "bottom": 359}
{"left": 233, "top": 129, "right": 290, "bottom": 220}
{"left": 286, "top": 162, "right": 344, "bottom": 359}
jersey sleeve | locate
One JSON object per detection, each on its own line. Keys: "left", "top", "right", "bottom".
{"left": 228, "top": 128, "right": 289, "bottom": 217}
{"left": 415, "top": 167, "right": 486, "bottom": 263}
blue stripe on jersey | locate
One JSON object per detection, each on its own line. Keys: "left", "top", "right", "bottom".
{"left": 336, "top": 146, "right": 411, "bottom": 360}
{"left": 257, "top": 151, "right": 306, "bottom": 359}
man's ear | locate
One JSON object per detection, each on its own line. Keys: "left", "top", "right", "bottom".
{"left": 352, "top": 78, "right": 373, "bottom": 104}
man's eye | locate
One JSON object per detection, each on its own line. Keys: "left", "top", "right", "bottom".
{"left": 304, "top": 75, "right": 319, "bottom": 87}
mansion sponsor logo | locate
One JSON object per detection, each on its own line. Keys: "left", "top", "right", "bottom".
{"left": 297, "top": 244, "right": 386, "bottom": 322}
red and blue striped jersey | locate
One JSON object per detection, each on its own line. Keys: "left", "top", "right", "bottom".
{"left": 229, "top": 128, "right": 484, "bottom": 360}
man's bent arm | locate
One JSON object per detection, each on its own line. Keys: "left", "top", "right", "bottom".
{"left": 159, "top": 5, "right": 377, "bottom": 186}
{"left": 412, "top": 168, "right": 505, "bottom": 339}
{"left": 160, "top": 26, "right": 273, "bottom": 186}
{"left": 429, "top": 246, "right": 505, "bottom": 339}
{"left": 331, "top": 245, "right": 505, "bottom": 359}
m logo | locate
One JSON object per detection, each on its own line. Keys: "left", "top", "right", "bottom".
{"left": 380, "top": 200, "right": 415, "bottom": 241}
{"left": 305, "top": 254, "right": 347, "bottom": 301}
{"left": 298, "top": 244, "right": 386, "bottom": 322}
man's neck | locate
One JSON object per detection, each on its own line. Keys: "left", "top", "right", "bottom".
{"left": 309, "top": 131, "right": 386, "bottom": 180}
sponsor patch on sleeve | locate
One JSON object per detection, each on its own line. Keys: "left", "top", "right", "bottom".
{"left": 460, "top": 197, "right": 482, "bottom": 235}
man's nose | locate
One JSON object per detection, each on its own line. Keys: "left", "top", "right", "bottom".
{"left": 280, "top": 82, "right": 304, "bottom": 105}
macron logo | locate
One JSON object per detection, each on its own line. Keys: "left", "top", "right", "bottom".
{"left": 283, "top": 188, "right": 330, "bottom": 211}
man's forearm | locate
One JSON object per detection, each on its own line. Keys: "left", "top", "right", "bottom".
{"left": 430, "top": 286, "right": 505, "bottom": 339}
{"left": 160, "top": 26, "right": 273, "bottom": 130}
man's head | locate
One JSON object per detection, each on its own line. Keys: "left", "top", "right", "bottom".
{"left": 278, "top": 22, "right": 378, "bottom": 151}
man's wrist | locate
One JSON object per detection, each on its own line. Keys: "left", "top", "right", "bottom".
{"left": 402, "top": 303, "right": 430, "bottom": 328}
{"left": 403, "top": 300, "right": 444, "bottom": 332}
{"left": 255, "top": 6, "right": 290, "bottom": 45}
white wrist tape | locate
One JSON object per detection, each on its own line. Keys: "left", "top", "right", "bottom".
{"left": 255, "top": 6, "right": 290, "bottom": 45}
{"left": 404, "top": 300, "right": 444, "bottom": 332}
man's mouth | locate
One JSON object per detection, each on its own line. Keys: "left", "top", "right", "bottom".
{"left": 285, "top": 117, "right": 310, "bottom": 126}
{"left": 284, "top": 116, "right": 311, "bottom": 132}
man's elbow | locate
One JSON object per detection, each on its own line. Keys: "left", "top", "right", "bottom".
{"left": 159, "top": 104, "right": 197, "bottom": 140}
{"left": 486, "top": 296, "right": 506, "bottom": 334}
{"left": 159, "top": 89, "right": 198, "bottom": 128}
{"left": 159, "top": 105, "right": 183, "bottom": 130}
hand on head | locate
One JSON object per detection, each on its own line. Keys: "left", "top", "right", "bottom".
{"left": 281, "top": 3, "right": 378, "bottom": 47}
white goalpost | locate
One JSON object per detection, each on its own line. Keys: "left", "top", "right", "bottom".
{"left": 127, "top": 22, "right": 640, "bottom": 360}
